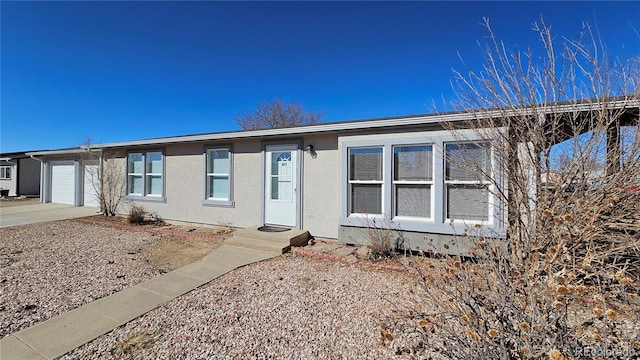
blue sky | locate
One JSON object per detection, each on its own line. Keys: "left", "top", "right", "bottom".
{"left": 1, "top": 1, "right": 639, "bottom": 153}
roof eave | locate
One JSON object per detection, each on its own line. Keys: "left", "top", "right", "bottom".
{"left": 87, "top": 98, "right": 640, "bottom": 149}
{"left": 26, "top": 148, "right": 101, "bottom": 157}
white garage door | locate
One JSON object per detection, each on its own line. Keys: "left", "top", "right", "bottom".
{"left": 83, "top": 162, "right": 100, "bottom": 207}
{"left": 51, "top": 161, "right": 76, "bottom": 205}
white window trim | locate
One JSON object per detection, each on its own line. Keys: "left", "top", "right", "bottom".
{"left": 340, "top": 134, "right": 504, "bottom": 236}
{"left": 125, "top": 150, "right": 165, "bottom": 202}
{"left": 391, "top": 144, "right": 435, "bottom": 222}
{"left": 0, "top": 166, "right": 10, "bottom": 180}
{"left": 443, "top": 141, "right": 494, "bottom": 226}
{"left": 347, "top": 146, "right": 385, "bottom": 216}
{"left": 202, "top": 145, "right": 234, "bottom": 207}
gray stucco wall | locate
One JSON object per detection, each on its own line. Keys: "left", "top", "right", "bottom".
{"left": 119, "top": 140, "right": 262, "bottom": 229}
{"left": 110, "top": 125, "right": 505, "bottom": 248}
{"left": 119, "top": 135, "right": 342, "bottom": 239}
{"left": 301, "top": 134, "right": 341, "bottom": 238}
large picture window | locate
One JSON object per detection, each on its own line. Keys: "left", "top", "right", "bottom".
{"left": 206, "top": 148, "right": 231, "bottom": 201}
{"left": 445, "top": 142, "right": 491, "bottom": 221}
{"left": 348, "top": 147, "right": 383, "bottom": 214}
{"left": 341, "top": 136, "right": 498, "bottom": 235}
{"left": 127, "top": 151, "right": 163, "bottom": 198}
{"left": 393, "top": 145, "right": 432, "bottom": 218}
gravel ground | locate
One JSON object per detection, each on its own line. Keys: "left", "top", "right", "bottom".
{"left": 63, "top": 254, "right": 423, "bottom": 359}
{"left": 0, "top": 220, "right": 165, "bottom": 337}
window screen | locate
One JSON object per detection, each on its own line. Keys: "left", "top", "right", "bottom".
{"left": 350, "top": 148, "right": 382, "bottom": 181}
{"left": 393, "top": 145, "right": 432, "bottom": 218}
{"left": 446, "top": 143, "right": 490, "bottom": 181}
{"left": 349, "top": 147, "right": 383, "bottom": 214}
{"left": 446, "top": 184, "right": 489, "bottom": 221}
{"left": 394, "top": 145, "right": 432, "bottom": 181}
{"left": 445, "top": 142, "right": 490, "bottom": 221}
{"left": 351, "top": 184, "right": 382, "bottom": 214}
{"left": 396, "top": 184, "right": 430, "bottom": 217}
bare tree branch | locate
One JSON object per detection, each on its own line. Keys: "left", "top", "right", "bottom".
{"left": 82, "top": 140, "right": 125, "bottom": 216}
{"left": 235, "top": 97, "right": 322, "bottom": 130}
{"left": 385, "top": 18, "right": 639, "bottom": 359}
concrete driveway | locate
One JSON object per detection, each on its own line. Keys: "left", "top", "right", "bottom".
{"left": 0, "top": 203, "right": 100, "bottom": 228}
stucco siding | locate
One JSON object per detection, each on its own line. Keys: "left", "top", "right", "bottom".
{"left": 121, "top": 140, "right": 265, "bottom": 230}
{"left": 120, "top": 136, "right": 341, "bottom": 239}
{"left": 230, "top": 139, "right": 264, "bottom": 225}
{"left": 162, "top": 142, "right": 204, "bottom": 221}
{"left": 0, "top": 177, "right": 16, "bottom": 196}
{"left": 301, "top": 134, "right": 340, "bottom": 238}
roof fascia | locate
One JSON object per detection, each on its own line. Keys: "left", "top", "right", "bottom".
{"left": 26, "top": 148, "right": 101, "bottom": 157}
{"left": 86, "top": 98, "right": 640, "bottom": 149}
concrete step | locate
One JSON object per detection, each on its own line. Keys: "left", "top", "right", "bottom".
{"left": 225, "top": 236, "right": 289, "bottom": 254}
{"left": 233, "top": 226, "right": 310, "bottom": 247}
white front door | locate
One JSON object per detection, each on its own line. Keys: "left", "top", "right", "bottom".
{"left": 264, "top": 144, "right": 298, "bottom": 227}
{"left": 83, "top": 161, "right": 100, "bottom": 207}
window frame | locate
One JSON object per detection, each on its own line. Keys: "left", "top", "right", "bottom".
{"left": 444, "top": 141, "right": 493, "bottom": 224}
{"left": 340, "top": 133, "right": 502, "bottom": 236}
{"left": 347, "top": 146, "right": 384, "bottom": 216}
{"left": 392, "top": 144, "right": 434, "bottom": 221}
{"left": 203, "top": 145, "right": 234, "bottom": 207}
{"left": 0, "top": 166, "right": 11, "bottom": 180}
{"left": 125, "top": 150, "right": 165, "bottom": 202}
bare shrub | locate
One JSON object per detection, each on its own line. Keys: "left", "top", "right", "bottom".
{"left": 383, "top": 18, "right": 640, "bottom": 359}
{"left": 127, "top": 205, "right": 147, "bottom": 225}
{"left": 112, "top": 329, "right": 154, "bottom": 358}
{"left": 213, "top": 217, "right": 234, "bottom": 236}
{"left": 82, "top": 142, "right": 125, "bottom": 216}
{"left": 363, "top": 216, "right": 405, "bottom": 260}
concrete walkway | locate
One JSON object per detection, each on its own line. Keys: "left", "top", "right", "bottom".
{"left": 0, "top": 203, "right": 100, "bottom": 228}
{"left": 0, "top": 244, "right": 279, "bottom": 359}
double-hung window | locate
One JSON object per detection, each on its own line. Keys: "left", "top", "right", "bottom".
{"left": 342, "top": 136, "right": 498, "bottom": 234}
{"left": 205, "top": 148, "right": 231, "bottom": 203}
{"left": 0, "top": 166, "right": 10, "bottom": 180}
{"left": 444, "top": 142, "right": 491, "bottom": 222}
{"left": 127, "top": 151, "right": 164, "bottom": 198}
{"left": 127, "top": 154, "right": 143, "bottom": 195}
{"left": 348, "top": 147, "right": 383, "bottom": 215}
{"left": 393, "top": 145, "right": 433, "bottom": 218}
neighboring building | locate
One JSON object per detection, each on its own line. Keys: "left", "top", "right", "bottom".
{"left": 0, "top": 152, "right": 42, "bottom": 197}
{"left": 26, "top": 100, "right": 639, "bottom": 252}
{"left": 24, "top": 148, "right": 100, "bottom": 208}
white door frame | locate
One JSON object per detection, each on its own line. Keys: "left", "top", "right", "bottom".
{"left": 262, "top": 142, "right": 302, "bottom": 228}
{"left": 50, "top": 160, "right": 78, "bottom": 205}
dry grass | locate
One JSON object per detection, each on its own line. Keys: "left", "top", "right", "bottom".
{"left": 211, "top": 217, "right": 234, "bottom": 236}
{"left": 381, "top": 18, "right": 640, "bottom": 359}
{"left": 112, "top": 329, "right": 154, "bottom": 358}
{"left": 364, "top": 216, "right": 398, "bottom": 261}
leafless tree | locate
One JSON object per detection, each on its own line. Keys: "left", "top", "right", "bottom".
{"left": 384, "top": 18, "right": 639, "bottom": 359}
{"left": 235, "top": 97, "right": 322, "bottom": 130}
{"left": 82, "top": 141, "right": 125, "bottom": 216}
